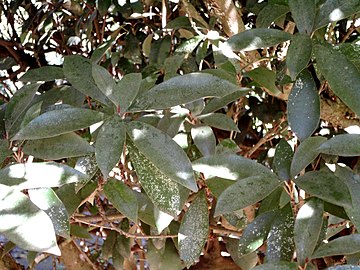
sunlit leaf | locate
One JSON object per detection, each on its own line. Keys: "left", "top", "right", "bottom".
{"left": 317, "top": 134, "right": 360, "bottom": 157}
{"left": 191, "top": 125, "right": 216, "bottom": 156}
{"left": 272, "top": 139, "right": 293, "bottom": 180}
{"left": 19, "top": 66, "right": 65, "bottom": 82}
{"left": 312, "top": 234, "right": 360, "bottom": 258}
{"left": 289, "top": 0, "right": 316, "bottom": 34}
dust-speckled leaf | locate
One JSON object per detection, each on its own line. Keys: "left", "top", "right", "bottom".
{"left": 325, "top": 266, "right": 360, "bottom": 270}
{"left": 225, "top": 29, "right": 292, "bottom": 52}
{"left": 178, "top": 191, "right": 209, "bottom": 267}
{"left": 215, "top": 175, "right": 282, "bottom": 216}
{"left": 246, "top": 67, "right": 281, "bottom": 96}
{"left": 272, "top": 139, "right": 293, "bottom": 180}
{"left": 295, "top": 197, "right": 324, "bottom": 266}
{"left": 127, "top": 121, "right": 197, "bottom": 192}
{"left": 113, "top": 73, "right": 142, "bottom": 112}
{"left": 252, "top": 262, "right": 298, "bottom": 270}
{"left": 103, "top": 179, "right": 138, "bottom": 222}
{"left": 28, "top": 187, "right": 70, "bottom": 238}
{"left": 286, "top": 33, "right": 312, "bottom": 80}
{"left": 19, "top": 66, "right": 65, "bottom": 82}
{"left": 290, "top": 136, "right": 327, "bottom": 177}
{"left": 128, "top": 140, "right": 188, "bottom": 217}
{"left": 256, "top": 4, "right": 289, "bottom": 28}
{"left": 0, "top": 185, "right": 60, "bottom": 255}
{"left": 198, "top": 113, "right": 239, "bottom": 132}
{"left": 314, "top": 44, "right": 360, "bottom": 116}
{"left": 294, "top": 170, "right": 352, "bottom": 208}
{"left": 312, "top": 234, "right": 360, "bottom": 258}
{"left": 129, "top": 73, "right": 242, "bottom": 111}
{"left": 317, "top": 134, "right": 360, "bottom": 157}
{"left": 288, "top": 70, "right": 320, "bottom": 141}
{"left": 74, "top": 155, "right": 98, "bottom": 193}
{"left": 12, "top": 108, "right": 105, "bottom": 140}
{"left": 0, "top": 162, "right": 88, "bottom": 190}
{"left": 23, "top": 132, "right": 94, "bottom": 160}
{"left": 191, "top": 125, "right": 216, "bottom": 156}
{"left": 95, "top": 116, "right": 126, "bottom": 178}
{"left": 289, "top": 0, "right": 316, "bottom": 34}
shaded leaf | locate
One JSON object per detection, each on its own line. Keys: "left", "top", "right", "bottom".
{"left": 198, "top": 113, "right": 239, "bottom": 132}
{"left": 289, "top": 0, "right": 316, "bottom": 34}
{"left": 91, "top": 36, "right": 117, "bottom": 63}
{"left": 325, "top": 266, "right": 360, "bottom": 270}
{"left": 70, "top": 224, "right": 92, "bottom": 239}
{"left": 312, "top": 234, "right": 360, "bottom": 258}
{"left": 135, "top": 192, "right": 155, "bottom": 226}
{"left": 246, "top": 67, "right": 281, "bottom": 96}
{"left": 252, "top": 261, "right": 298, "bottom": 270}
{"left": 256, "top": 4, "right": 289, "bottom": 28}
{"left": 92, "top": 64, "right": 116, "bottom": 103}
{"left": 0, "top": 139, "right": 11, "bottom": 164}
{"left": 272, "top": 139, "right": 293, "bottom": 180}
{"left": 114, "top": 73, "right": 142, "bottom": 113}
{"left": 19, "top": 66, "right": 65, "bottom": 82}
{"left": 191, "top": 125, "right": 216, "bottom": 156}
{"left": 317, "top": 134, "right": 360, "bottom": 157}
{"left": 157, "top": 239, "right": 183, "bottom": 270}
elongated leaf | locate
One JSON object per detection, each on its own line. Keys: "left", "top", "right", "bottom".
{"left": 317, "top": 134, "right": 360, "bottom": 157}
{"left": 206, "top": 177, "right": 234, "bottom": 198}
{"left": 0, "top": 185, "right": 60, "bottom": 255}
{"left": 92, "top": 64, "right": 116, "bottom": 103}
{"left": 272, "top": 139, "right": 293, "bottom": 180}
{"left": 288, "top": 70, "right": 320, "bottom": 141}
{"left": 23, "top": 132, "right": 94, "bottom": 160}
{"left": 225, "top": 29, "right": 292, "bottom": 52}
{"left": 290, "top": 136, "right": 327, "bottom": 177}
{"left": 5, "top": 83, "right": 40, "bottom": 132}
{"left": 198, "top": 113, "right": 239, "bottom": 132}
{"left": 0, "top": 139, "right": 11, "bottom": 164}
{"left": 103, "top": 179, "right": 138, "bottom": 222}
{"left": 127, "top": 121, "right": 197, "bottom": 192}
{"left": 178, "top": 191, "right": 209, "bottom": 267}
{"left": 135, "top": 192, "right": 155, "bottom": 226}
{"left": 129, "top": 73, "right": 243, "bottom": 111}
{"left": 91, "top": 35, "right": 117, "bottom": 63}
{"left": 19, "top": 66, "right": 65, "bottom": 82}
{"left": 256, "top": 4, "right": 289, "bottom": 28}
{"left": 113, "top": 73, "right": 142, "bottom": 112}
{"left": 28, "top": 187, "right": 70, "bottom": 238}
{"left": 191, "top": 125, "right": 216, "bottom": 156}
{"left": 252, "top": 262, "right": 298, "bottom": 270}
{"left": 294, "top": 170, "right": 352, "bottom": 208}
{"left": 314, "top": 0, "right": 360, "bottom": 30}
{"left": 227, "top": 239, "right": 258, "bottom": 270}
{"left": 294, "top": 197, "right": 324, "bottom": 266}
{"left": 289, "top": 0, "right": 316, "bottom": 34}
{"left": 326, "top": 266, "right": 360, "bottom": 270}
{"left": 127, "top": 140, "right": 188, "bottom": 216}
{"left": 12, "top": 108, "right": 105, "bottom": 140}
{"left": 95, "top": 116, "right": 126, "bottom": 178}
{"left": 246, "top": 67, "right": 281, "bottom": 96}
{"left": 0, "top": 162, "right": 88, "bottom": 190}
{"left": 314, "top": 44, "right": 360, "bottom": 116}
{"left": 215, "top": 175, "right": 282, "bottom": 216}
{"left": 286, "top": 33, "right": 312, "bottom": 80}
{"left": 312, "top": 234, "right": 360, "bottom": 258}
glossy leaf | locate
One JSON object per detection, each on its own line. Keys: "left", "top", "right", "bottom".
{"left": 19, "top": 66, "right": 65, "bottom": 82}
{"left": 314, "top": 44, "right": 360, "bottom": 116}
{"left": 289, "top": 0, "right": 316, "bottom": 34}
{"left": 288, "top": 70, "right": 320, "bottom": 141}
{"left": 225, "top": 29, "right": 292, "bottom": 52}
{"left": 272, "top": 139, "right": 293, "bottom": 180}
{"left": 127, "top": 121, "right": 197, "bottom": 192}
{"left": 0, "top": 185, "right": 60, "bottom": 255}
{"left": 103, "top": 179, "right": 138, "bottom": 222}
{"left": 12, "top": 108, "right": 105, "bottom": 140}
{"left": 312, "top": 234, "right": 360, "bottom": 258}
{"left": 256, "top": 4, "right": 289, "bottom": 28}
{"left": 178, "top": 191, "right": 209, "bottom": 267}
{"left": 290, "top": 136, "right": 327, "bottom": 177}
{"left": 246, "top": 67, "right": 281, "bottom": 96}
{"left": 252, "top": 262, "right": 298, "bottom": 270}
{"left": 28, "top": 187, "right": 70, "bottom": 238}
{"left": 294, "top": 197, "right": 324, "bottom": 266}
{"left": 129, "top": 73, "right": 243, "bottom": 111}
{"left": 286, "top": 33, "right": 312, "bottom": 80}
{"left": 23, "top": 132, "right": 94, "bottom": 160}
{"left": 294, "top": 170, "right": 352, "bottom": 208}
{"left": 317, "top": 134, "right": 360, "bottom": 157}
{"left": 113, "top": 73, "right": 142, "bottom": 113}
{"left": 0, "top": 162, "right": 88, "bottom": 190}
{"left": 191, "top": 125, "right": 216, "bottom": 156}
{"left": 198, "top": 113, "right": 239, "bottom": 132}
{"left": 215, "top": 175, "right": 282, "bottom": 216}
{"left": 95, "top": 116, "right": 126, "bottom": 178}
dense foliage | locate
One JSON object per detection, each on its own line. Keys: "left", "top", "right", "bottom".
{"left": 0, "top": 0, "right": 360, "bottom": 269}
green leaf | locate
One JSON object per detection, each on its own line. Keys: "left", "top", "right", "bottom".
{"left": 23, "top": 132, "right": 94, "bottom": 160}
{"left": 5, "top": 83, "right": 40, "bottom": 132}
{"left": 266, "top": 203, "right": 295, "bottom": 262}
{"left": 312, "top": 234, "right": 360, "bottom": 258}
{"left": 0, "top": 185, "right": 60, "bottom": 255}
{"left": 28, "top": 187, "right": 70, "bottom": 238}
{"left": 157, "top": 239, "right": 183, "bottom": 270}
{"left": 206, "top": 177, "right": 234, "bottom": 198}
{"left": 0, "top": 139, "right": 11, "bottom": 164}
{"left": 191, "top": 125, "right": 216, "bottom": 156}
{"left": 91, "top": 36, "right": 117, "bottom": 63}
{"left": 317, "top": 134, "right": 360, "bottom": 157}
{"left": 198, "top": 113, "right": 239, "bottom": 132}
{"left": 272, "top": 139, "right": 293, "bottom": 180}
{"left": 246, "top": 67, "right": 281, "bottom": 96}
{"left": 70, "top": 224, "right": 92, "bottom": 239}
{"left": 294, "top": 197, "right": 324, "bottom": 266}
{"left": 20, "top": 101, "right": 42, "bottom": 129}
{"left": 0, "top": 162, "right": 88, "bottom": 190}
{"left": 92, "top": 64, "right": 116, "bottom": 103}
{"left": 286, "top": 33, "right": 312, "bottom": 80}
{"left": 225, "top": 29, "right": 292, "bottom": 52}
{"left": 63, "top": 55, "right": 110, "bottom": 105}
{"left": 314, "top": 44, "right": 360, "bottom": 116}
{"left": 227, "top": 239, "right": 258, "bottom": 270}
{"left": 252, "top": 261, "right": 298, "bottom": 270}
{"left": 19, "top": 66, "right": 65, "bottom": 82}
{"left": 325, "top": 266, "right": 360, "bottom": 270}
{"left": 135, "top": 192, "right": 156, "bottom": 226}
{"left": 95, "top": 116, "right": 126, "bottom": 178}
{"left": 215, "top": 175, "right": 282, "bottom": 216}
{"left": 178, "top": 191, "right": 209, "bottom": 267}
{"left": 129, "top": 73, "right": 243, "bottom": 111}
{"left": 127, "top": 140, "right": 188, "bottom": 216}
{"left": 288, "top": 70, "right": 320, "bottom": 141}
{"left": 290, "top": 136, "right": 327, "bottom": 177}
{"left": 12, "top": 108, "right": 105, "bottom": 140}
{"left": 314, "top": 0, "right": 360, "bottom": 30}
{"left": 256, "top": 4, "right": 289, "bottom": 28}
{"left": 114, "top": 73, "right": 142, "bottom": 113}
{"left": 127, "top": 121, "right": 197, "bottom": 192}
{"left": 294, "top": 170, "right": 352, "bottom": 208}
{"left": 215, "top": 138, "right": 240, "bottom": 155}
{"left": 288, "top": 0, "right": 316, "bottom": 34}
{"left": 103, "top": 179, "right": 138, "bottom": 222}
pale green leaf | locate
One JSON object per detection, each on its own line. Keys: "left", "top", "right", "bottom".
{"left": 246, "top": 67, "right": 281, "bottom": 96}
{"left": 92, "top": 64, "right": 116, "bottom": 103}
{"left": 113, "top": 73, "right": 142, "bottom": 113}
{"left": 317, "top": 134, "right": 360, "bottom": 157}
{"left": 19, "top": 66, "right": 65, "bottom": 82}
{"left": 256, "top": 5, "right": 289, "bottom": 28}
{"left": 312, "top": 234, "right": 360, "bottom": 258}
{"left": 326, "top": 266, "right": 360, "bottom": 270}
{"left": 191, "top": 125, "right": 216, "bottom": 156}
{"left": 74, "top": 155, "right": 98, "bottom": 193}
{"left": 252, "top": 262, "right": 298, "bottom": 270}
{"left": 272, "top": 139, "right": 293, "bottom": 180}
{"left": 198, "top": 113, "right": 239, "bottom": 132}
{"left": 289, "top": 0, "right": 316, "bottom": 34}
